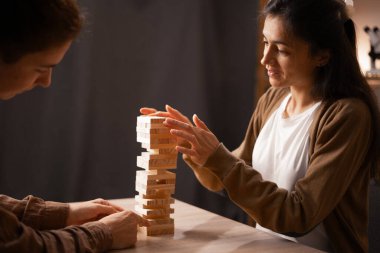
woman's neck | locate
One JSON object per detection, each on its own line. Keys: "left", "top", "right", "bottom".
{"left": 284, "top": 86, "right": 317, "bottom": 118}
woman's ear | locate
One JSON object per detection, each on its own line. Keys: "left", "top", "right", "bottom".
{"left": 316, "top": 49, "right": 331, "bottom": 67}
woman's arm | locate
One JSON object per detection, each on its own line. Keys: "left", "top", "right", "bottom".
{"left": 204, "top": 99, "right": 372, "bottom": 233}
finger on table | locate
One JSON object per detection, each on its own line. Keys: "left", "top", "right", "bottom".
{"left": 134, "top": 213, "right": 150, "bottom": 227}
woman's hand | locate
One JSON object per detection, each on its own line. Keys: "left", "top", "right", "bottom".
{"left": 164, "top": 114, "right": 220, "bottom": 166}
{"left": 99, "top": 210, "right": 150, "bottom": 250}
{"left": 66, "top": 198, "right": 124, "bottom": 226}
{"left": 140, "top": 105, "right": 193, "bottom": 148}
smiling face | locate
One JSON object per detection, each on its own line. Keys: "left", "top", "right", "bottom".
{"left": 0, "top": 40, "right": 72, "bottom": 100}
{"left": 261, "top": 15, "right": 326, "bottom": 92}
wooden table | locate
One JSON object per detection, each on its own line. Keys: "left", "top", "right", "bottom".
{"left": 109, "top": 198, "right": 323, "bottom": 253}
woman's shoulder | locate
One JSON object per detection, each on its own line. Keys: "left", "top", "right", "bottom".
{"left": 313, "top": 97, "right": 372, "bottom": 132}
{"left": 319, "top": 97, "right": 371, "bottom": 118}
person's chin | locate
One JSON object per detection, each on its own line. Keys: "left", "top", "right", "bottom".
{"left": 0, "top": 93, "right": 16, "bottom": 100}
{"left": 0, "top": 87, "right": 36, "bottom": 100}
{"left": 268, "top": 78, "right": 286, "bottom": 88}
{"left": 0, "top": 91, "right": 24, "bottom": 100}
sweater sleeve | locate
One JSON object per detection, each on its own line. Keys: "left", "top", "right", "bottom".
{"left": 0, "top": 195, "right": 68, "bottom": 230}
{"left": 0, "top": 206, "right": 113, "bottom": 253}
{"left": 203, "top": 99, "right": 372, "bottom": 234}
{"left": 182, "top": 88, "right": 281, "bottom": 192}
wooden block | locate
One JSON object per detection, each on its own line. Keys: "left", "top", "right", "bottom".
{"left": 136, "top": 127, "right": 170, "bottom": 134}
{"left": 147, "top": 148, "right": 178, "bottom": 155}
{"left": 137, "top": 156, "right": 177, "bottom": 170}
{"left": 141, "top": 142, "right": 177, "bottom": 149}
{"left": 137, "top": 135, "right": 176, "bottom": 145}
{"left": 135, "top": 181, "right": 175, "bottom": 192}
{"left": 136, "top": 122, "right": 167, "bottom": 129}
{"left": 135, "top": 195, "right": 175, "bottom": 208}
{"left": 135, "top": 181, "right": 175, "bottom": 193}
{"left": 138, "top": 190, "right": 172, "bottom": 199}
{"left": 148, "top": 217, "right": 174, "bottom": 226}
{"left": 136, "top": 170, "right": 176, "bottom": 183}
{"left": 137, "top": 116, "right": 165, "bottom": 124}
{"left": 138, "top": 154, "right": 177, "bottom": 167}
{"left": 136, "top": 132, "right": 173, "bottom": 139}
{"left": 141, "top": 152, "right": 177, "bottom": 159}
{"left": 135, "top": 205, "right": 174, "bottom": 218}
{"left": 141, "top": 218, "right": 174, "bottom": 236}
{"left": 136, "top": 183, "right": 175, "bottom": 195}
{"left": 135, "top": 172, "right": 176, "bottom": 189}
{"left": 139, "top": 221, "right": 174, "bottom": 236}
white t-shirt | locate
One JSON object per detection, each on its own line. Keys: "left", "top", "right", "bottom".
{"left": 252, "top": 94, "right": 331, "bottom": 252}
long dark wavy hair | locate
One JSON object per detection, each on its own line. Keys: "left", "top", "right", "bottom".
{"left": 263, "top": 0, "right": 380, "bottom": 181}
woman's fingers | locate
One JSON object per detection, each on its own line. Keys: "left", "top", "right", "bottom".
{"left": 166, "top": 105, "right": 192, "bottom": 125}
{"left": 193, "top": 114, "right": 210, "bottom": 132}
{"left": 140, "top": 107, "right": 171, "bottom": 117}
{"left": 170, "top": 129, "right": 198, "bottom": 145}
{"left": 149, "top": 111, "right": 171, "bottom": 117}
{"left": 176, "top": 145, "right": 198, "bottom": 157}
{"left": 164, "top": 117, "right": 193, "bottom": 131}
{"left": 139, "top": 107, "right": 157, "bottom": 115}
{"left": 140, "top": 105, "right": 192, "bottom": 127}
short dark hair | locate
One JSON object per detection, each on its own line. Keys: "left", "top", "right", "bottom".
{"left": 262, "top": 0, "right": 380, "bottom": 180}
{"left": 0, "top": 0, "right": 84, "bottom": 63}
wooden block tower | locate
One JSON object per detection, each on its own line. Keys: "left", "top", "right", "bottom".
{"left": 135, "top": 116, "right": 178, "bottom": 236}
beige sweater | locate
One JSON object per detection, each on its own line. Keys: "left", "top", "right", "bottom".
{"left": 184, "top": 87, "right": 372, "bottom": 253}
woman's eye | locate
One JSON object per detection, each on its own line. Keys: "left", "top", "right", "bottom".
{"left": 277, "top": 48, "right": 289, "bottom": 55}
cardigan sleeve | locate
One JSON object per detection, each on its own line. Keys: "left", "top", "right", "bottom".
{"left": 202, "top": 98, "right": 372, "bottom": 234}
{"left": 182, "top": 89, "right": 280, "bottom": 192}
{"left": 0, "top": 195, "right": 68, "bottom": 230}
{"left": 182, "top": 87, "right": 285, "bottom": 193}
{"left": 0, "top": 203, "right": 113, "bottom": 253}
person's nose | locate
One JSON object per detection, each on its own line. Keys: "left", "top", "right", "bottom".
{"left": 260, "top": 46, "right": 273, "bottom": 66}
{"left": 36, "top": 69, "right": 52, "bottom": 88}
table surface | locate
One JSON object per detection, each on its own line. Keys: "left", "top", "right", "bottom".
{"left": 109, "top": 198, "right": 323, "bottom": 253}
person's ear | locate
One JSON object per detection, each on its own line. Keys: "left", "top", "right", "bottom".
{"left": 316, "top": 49, "right": 330, "bottom": 67}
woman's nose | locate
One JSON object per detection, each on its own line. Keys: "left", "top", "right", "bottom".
{"left": 260, "top": 48, "right": 272, "bottom": 66}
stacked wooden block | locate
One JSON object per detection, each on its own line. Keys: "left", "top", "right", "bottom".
{"left": 135, "top": 116, "right": 177, "bottom": 236}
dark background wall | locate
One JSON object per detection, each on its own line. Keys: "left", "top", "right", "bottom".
{"left": 0, "top": 0, "right": 259, "bottom": 223}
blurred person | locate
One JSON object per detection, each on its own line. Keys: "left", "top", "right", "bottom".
{"left": 0, "top": 1, "right": 148, "bottom": 252}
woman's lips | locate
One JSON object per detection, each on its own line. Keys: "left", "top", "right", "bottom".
{"left": 267, "top": 68, "right": 281, "bottom": 78}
